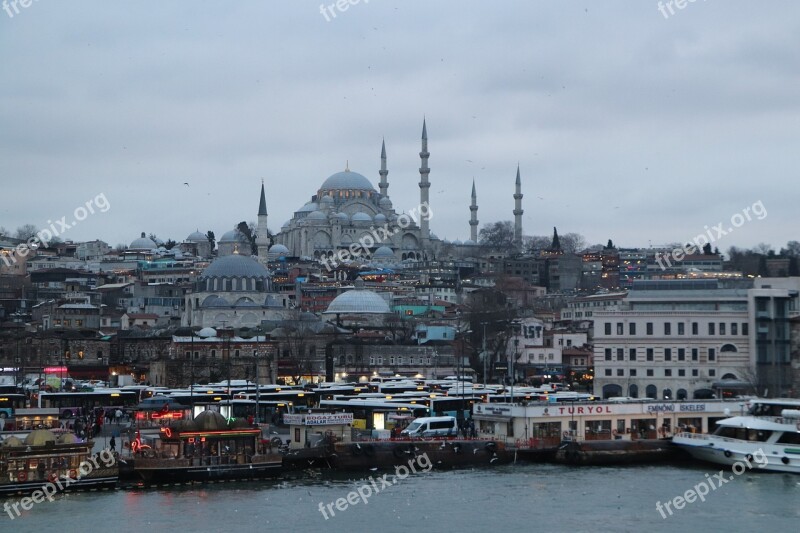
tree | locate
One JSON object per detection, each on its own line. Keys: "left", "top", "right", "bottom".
{"left": 479, "top": 221, "right": 515, "bottom": 250}
{"left": 702, "top": 243, "right": 713, "bottom": 255}
{"left": 526, "top": 235, "right": 551, "bottom": 252}
{"left": 0, "top": 226, "right": 8, "bottom": 238}
{"left": 148, "top": 233, "right": 159, "bottom": 243}
{"left": 560, "top": 233, "right": 587, "bottom": 254}
{"left": 14, "top": 224, "right": 38, "bottom": 241}
{"left": 164, "top": 239, "right": 177, "bottom": 250}
{"left": 780, "top": 240, "right": 800, "bottom": 257}
{"left": 206, "top": 230, "right": 216, "bottom": 251}
{"left": 753, "top": 243, "right": 773, "bottom": 255}
{"left": 605, "top": 239, "right": 615, "bottom": 250}
{"left": 114, "top": 243, "right": 128, "bottom": 253}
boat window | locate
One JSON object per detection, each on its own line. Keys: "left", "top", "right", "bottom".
{"left": 776, "top": 432, "right": 800, "bottom": 445}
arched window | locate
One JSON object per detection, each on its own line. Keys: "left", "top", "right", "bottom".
{"left": 602, "top": 384, "right": 622, "bottom": 398}
{"left": 677, "top": 389, "right": 687, "bottom": 400}
{"left": 663, "top": 388, "right": 672, "bottom": 400}
{"left": 721, "top": 373, "right": 738, "bottom": 380}
{"left": 628, "top": 384, "right": 639, "bottom": 398}
{"left": 645, "top": 384, "right": 657, "bottom": 399}
{"left": 720, "top": 344, "right": 737, "bottom": 353}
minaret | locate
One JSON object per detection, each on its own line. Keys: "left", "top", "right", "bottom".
{"left": 419, "top": 119, "right": 431, "bottom": 241}
{"left": 513, "top": 165, "right": 524, "bottom": 251}
{"left": 379, "top": 138, "right": 389, "bottom": 198}
{"left": 469, "top": 179, "right": 479, "bottom": 242}
{"left": 256, "top": 180, "right": 271, "bottom": 262}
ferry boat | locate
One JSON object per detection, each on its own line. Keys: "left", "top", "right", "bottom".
{"left": 673, "top": 398, "right": 800, "bottom": 473}
{"left": 0, "top": 429, "right": 118, "bottom": 495}
{"left": 132, "top": 410, "right": 284, "bottom": 486}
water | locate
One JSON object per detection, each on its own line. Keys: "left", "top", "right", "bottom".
{"left": 4, "top": 463, "right": 799, "bottom": 532}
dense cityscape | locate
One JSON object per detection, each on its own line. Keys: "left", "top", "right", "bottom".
{"left": 2, "top": 2, "right": 799, "bottom": 531}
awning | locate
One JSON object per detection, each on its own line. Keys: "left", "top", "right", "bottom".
{"left": 712, "top": 380, "right": 752, "bottom": 389}
{"left": 473, "top": 414, "right": 512, "bottom": 423}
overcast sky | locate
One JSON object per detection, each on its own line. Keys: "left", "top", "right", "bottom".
{"left": 1, "top": 1, "right": 797, "bottom": 252}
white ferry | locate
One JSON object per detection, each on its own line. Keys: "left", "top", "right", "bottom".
{"left": 673, "top": 398, "right": 800, "bottom": 473}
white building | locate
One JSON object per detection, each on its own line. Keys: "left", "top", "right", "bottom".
{"left": 593, "top": 280, "right": 751, "bottom": 400}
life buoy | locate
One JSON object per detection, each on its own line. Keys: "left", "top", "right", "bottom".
{"left": 612, "top": 429, "right": 618, "bottom": 436}
{"left": 724, "top": 450, "right": 732, "bottom": 458}
{"left": 69, "top": 469, "right": 78, "bottom": 479}
{"left": 17, "top": 471, "right": 27, "bottom": 482}
{"left": 48, "top": 472, "right": 59, "bottom": 483}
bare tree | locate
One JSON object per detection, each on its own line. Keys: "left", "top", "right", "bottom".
{"left": 560, "top": 233, "right": 587, "bottom": 254}
{"left": 14, "top": 224, "right": 38, "bottom": 241}
{"left": 479, "top": 221, "right": 515, "bottom": 250}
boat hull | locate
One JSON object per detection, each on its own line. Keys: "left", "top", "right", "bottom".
{"left": 673, "top": 434, "right": 800, "bottom": 474}
{"left": 134, "top": 456, "right": 285, "bottom": 486}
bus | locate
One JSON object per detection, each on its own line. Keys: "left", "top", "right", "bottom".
{"left": 38, "top": 390, "right": 139, "bottom": 418}
{"left": 318, "top": 399, "right": 428, "bottom": 430}
{"left": 0, "top": 394, "right": 27, "bottom": 419}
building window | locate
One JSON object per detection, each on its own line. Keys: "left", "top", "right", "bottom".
{"left": 617, "top": 369, "right": 624, "bottom": 377}
{"left": 185, "top": 351, "right": 190, "bottom": 359}
{"left": 616, "top": 323, "right": 623, "bottom": 335}
{"left": 691, "top": 348, "right": 698, "bottom": 361}
{"left": 629, "top": 323, "right": 636, "bottom": 335}
{"left": 211, "top": 349, "right": 216, "bottom": 358}
{"left": 731, "top": 323, "right": 738, "bottom": 335}
{"left": 605, "top": 348, "right": 612, "bottom": 361}
{"left": 604, "top": 323, "right": 611, "bottom": 335}
{"left": 664, "top": 348, "right": 672, "bottom": 361}
{"left": 234, "top": 349, "right": 240, "bottom": 357}
{"left": 708, "top": 323, "right": 715, "bottom": 335}
{"left": 646, "top": 348, "right": 654, "bottom": 361}
{"left": 629, "top": 348, "right": 636, "bottom": 361}
{"left": 719, "top": 323, "right": 726, "bottom": 335}
{"left": 646, "top": 323, "right": 653, "bottom": 335}
{"left": 692, "top": 369, "right": 698, "bottom": 377}
{"left": 678, "top": 369, "right": 685, "bottom": 377}
{"left": 709, "top": 369, "right": 716, "bottom": 377}
{"left": 646, "top": 369, "right": 654, "bottom": 377}
{"left": 742, "top": 323, "right": 749, "bottom": 335}
{"left": 605, "top": 369, "right": 612, "bottom": 377}
{"left": 664, "top": 323, "right": 671, "bottom": 335}
{"left": 708, "top": 348, "right": 715, "bottom": 361}
{"left": 665, "top": 369, "right": 672, "bottom": 377}
{"left": 630, "top": 369, "right": 637, "bottom": 377}
{"left": 678, "top": 323, "right": 685, "bottom": 335}
{"left": 678, "top": 348, "right": 685, "bottom": 361}
{"left": 617, "top": 348, "right": 624, "bottom": 361}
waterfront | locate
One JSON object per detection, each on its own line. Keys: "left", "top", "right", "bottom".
{"left": 5, "top": 463, "right": 799, "bottom": 532}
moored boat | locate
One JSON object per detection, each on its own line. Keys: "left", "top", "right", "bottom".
{"left": 0, "top": 429, "right": 118, "bottom": 496}
{"left": 672, "top": 398, "right": 800, "bottom": 473}
{"left": 132, "top": 410, "right": 283, "bottom": 485}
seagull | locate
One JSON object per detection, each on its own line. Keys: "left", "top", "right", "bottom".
{"left": 473, "top": 449, "right": 478, "bottom": 455}
{"left": 183, "top": 182, "right": 189, "bottom": 186}
{"left": 369, "top": 467, "right": 378, "bottom": 471}
{"left": 490, "top": 457, "right": 498, "bottom": 463}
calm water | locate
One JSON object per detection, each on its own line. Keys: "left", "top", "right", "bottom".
{"left": 4, "top": 463, "right": 799, "bottom": 532}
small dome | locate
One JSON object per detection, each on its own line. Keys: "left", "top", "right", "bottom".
{"left": 25, "top": 429, "right": 57, "bottom": 446}
{"left": 194, "top": 410, "right": 228, "bottom": 431}
{"left": 319, "top": 170, "right": 376, "bottom": 192}
{"left": 269, "top": 244, "right": 290, "bottom": 258}
{"left": 281, "top": 220, "right": 291, "bottom": 229}
{"left": 453, "top": 239, "right": 463, "bottom": 245}
{"left": 324, "top": 287, "right": 391, "bottom": 315}
{"left": 296, "top": 201, "right": 319, "bottom": 213}
{"left": 373, "top": 246, "right": 395, "bottom": 259}
{"left": 464, "top": 239, "right": 477, "bottom": 246}
{"left": 379, "top": 197, "right": 393, "bottom": 208}
{"left": 187, "top": 230, "right": 206, "bottom": 242}
{"left": 56, "top": 433, "right": 81, "bottom": 444}
{"left": 235, "top": 297, "right": 259, "bottom": 307}
{"left": 130, "top": 232, "right": 157, "bottom": 250}
{"left": 0, "top": 436, "right": 23, "bottom": 447}
{"left": 307, "top": 210, "right": 327, "bottom": 220}
{"left": 336, "top": 212, "right": 349, "bottom": 222}
{"left": 198, "top": 327, "right": 217, "bottom": 338}
{"left": 320, "top": 195, "right": 334, "bottom": 206}
{"left": 351, "top": 212, "right": 372, "bottom": 223}
{"left": 201, "top": 295, "right": 229, "bottom": 308}
{"left": 374, "top": 213, "right": 387, "bottom": 223}
{"left": 219, "top": 229, "right": 248, "bottom": 243}
{"left": 200, "top": 254, "right": 269, "bottom": 279}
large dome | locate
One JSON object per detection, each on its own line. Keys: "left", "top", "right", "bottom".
{"left": 186, "top": 230, "right": 207, "bottom": 243}
{"left": 130, "top": 232, "right": 157, "bottom": 250}
{"left": 325, "top": 287, "right": 391, "bottom": 315}
{"left": 200, "top": 254, "right": 269, "bottom": 279}
{"left": 319, "top": 169, "right": 376, "bottom": 192}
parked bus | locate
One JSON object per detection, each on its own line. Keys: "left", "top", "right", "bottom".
{"left": 0, "top": 394, "right": 27, "bottom": 419}
{"left": 319, "top": 399, "right": 428, "bottom": 430}
{"left": 38, "top": 390, "right": 139, "bottom": 418}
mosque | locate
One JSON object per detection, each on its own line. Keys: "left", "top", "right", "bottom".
{"left": 264, "top": 119, "right": 526, "bottom": 264}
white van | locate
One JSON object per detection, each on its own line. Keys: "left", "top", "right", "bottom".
{"left": 400, "top": 416, "right": 458, "bottom": 438}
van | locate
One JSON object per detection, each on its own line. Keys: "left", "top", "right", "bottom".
{"left": 400, "top": 416, "right": 458, "bottom": 438}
